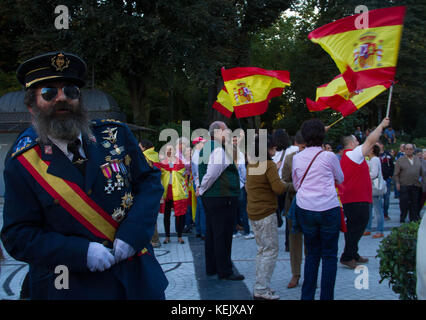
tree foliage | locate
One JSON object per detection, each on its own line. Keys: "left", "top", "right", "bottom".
{"left": 0, "top": 0, "right": 424, "bottom": 145}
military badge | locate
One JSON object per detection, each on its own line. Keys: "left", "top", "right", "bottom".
{"left": 51, "top": 53, "right": 70, "bottom": 72}
{"left": 125, "top": 154, "right": 131, "bottom": 166}
{"left": 121, "top": 192, "right": 134, "bottom": 209}
{"left": 110, "top": 159, "right": 124, "bottom": 190}
{"left": 44, "top": 145, "right": 53, "bottom": 155}
{"left": 112, "top": 207, "right": 126, "bottom": 222}
{"left": 101, "top": 163, "right": 115, "bottom": 194}
{"left": 110, "top": 146, "right": 124, "bottom": 156}
{"left": 102, "top": 141, "right": 111, "bottom": 149}
{"left": 102, "top": 127, "right": 118, "bottom": 144}
{"left": 89, "top": 135, "right": 97, "bottom": 143}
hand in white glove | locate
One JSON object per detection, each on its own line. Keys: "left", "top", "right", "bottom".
{"left": 87, "top": 242, "right": 115, "bottom": 272}
{"left": 113, "top": 238, "right": 136, "bottom": 263}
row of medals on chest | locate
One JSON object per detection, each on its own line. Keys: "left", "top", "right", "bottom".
{"left": 100, "top": 127, "right": 133, "bottom": 222}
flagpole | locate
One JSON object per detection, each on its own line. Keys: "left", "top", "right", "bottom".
{"left": 328, "top": 116, "right": 344, "bottom": 128}
{"left": 385, "top": 83, "right": 394, "bottom": 118}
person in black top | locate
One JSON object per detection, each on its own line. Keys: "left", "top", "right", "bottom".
{"left": 377, "top": 141, "right": 394, "bottom": 220}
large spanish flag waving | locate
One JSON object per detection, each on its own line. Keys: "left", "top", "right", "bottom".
{"left": 306, "top": 74, "right": 391, "bottom": 117}
{"left": 220, "top": 67, "right": 290, "bottom": 118}
{"left": 309, "top": 6, "right": 405, "bottom": 92}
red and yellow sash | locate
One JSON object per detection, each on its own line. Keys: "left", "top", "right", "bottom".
{"left": 18, "top": 146, "right": 118, "bottom": 241}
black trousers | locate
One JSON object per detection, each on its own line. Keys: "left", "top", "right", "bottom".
{"left": 399, "top": 185, "right": 422, "bottom": 222}
{"left": 164, "top": 200, "right": 186, "bottom": 237}
{"left": 202, "top": 196, "right": 238, "bottom": 277}
{"left": 340, "top": 202, "right": 370, "bottom": 262}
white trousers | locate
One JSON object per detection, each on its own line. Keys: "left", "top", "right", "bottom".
{"left": 250, "top": 213, "right": 279, "bottom": 294}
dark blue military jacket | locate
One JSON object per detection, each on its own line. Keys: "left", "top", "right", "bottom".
{"left": 1, "top": 119, "right": 168, "bottom": 299}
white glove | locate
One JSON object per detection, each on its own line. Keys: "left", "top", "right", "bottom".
{"left": 87, "top": 242, "right": 115, "bottom": 272}
{"left": 113, "top": 238, "right": 136, "bottom": 263}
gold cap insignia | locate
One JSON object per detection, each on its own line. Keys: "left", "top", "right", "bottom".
{"left": 51, "top": 53, "right": 70, "bottom": 72}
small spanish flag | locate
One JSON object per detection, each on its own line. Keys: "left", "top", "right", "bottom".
{"left": 306, "top": 74, "right": 391, "bottom": 117}
{"left": 212, "top": 86, "right": 234, "bottom": 118}
{"left": 220, "top": 67, "right": 290, "bottom": 118}
{"left": 308, "top": 6, "right": 406, "bottom": 92}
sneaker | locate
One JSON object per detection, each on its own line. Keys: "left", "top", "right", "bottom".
{"left": 253, "top": 290, "right": 280, "bottom": 300}
{"left": 363, "top": 231, "right": 371, "bottom": 236}
{"left": 244, "top": 232, "right": 255, "bottom": 240}
{"left": 233, "top": 232, "right": 242, "bottom": 238}
{"left": 340, "top": 259, "right": 358, "bottom": 269}
{"left": 372, "top": 233, "right": 384, "bottom": 239}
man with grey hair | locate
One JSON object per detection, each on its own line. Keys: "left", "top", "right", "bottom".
{"left": 394, "top": 143, "right": 423, "bottom": 222}
{"left": 197, "top": 121, "right": 244, "bottom": 280}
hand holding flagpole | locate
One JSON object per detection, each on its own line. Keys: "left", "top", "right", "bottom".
{"left": 385, "top": 82, "right": 394, "bottom": 118}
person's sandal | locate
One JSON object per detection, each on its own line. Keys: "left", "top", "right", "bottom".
{"left": 287, "top": 275, "right": 300, "bottom": 288}
{"left": 163, "top": 238, "right": 170, "bottom": 244}
{"left": 178, "top": 238, "right": 185, "bottom": 244}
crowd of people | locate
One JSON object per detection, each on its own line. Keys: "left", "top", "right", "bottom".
{"left": 1, "top": 51, "right": 425, "bottom": 300}
{"left": 138, "top": 116, "right": 425, "bottom": 301}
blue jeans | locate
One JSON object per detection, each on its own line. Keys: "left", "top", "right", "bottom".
{"left": 233, "top": 188, "right": 250, "bottom": 235}
{"left": 296, "top": 205, "right": 340, "bottom": 300}
{"left": 367, "top": 196, "right": 384, "bottom": 233}
{"left": 383, "top": 178, "right": 392, "bottom": 216}
{"left": 195, "top": 196, "right": 206, "bottom": 236}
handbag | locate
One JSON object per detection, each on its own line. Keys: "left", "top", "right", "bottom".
{"left": 372, "top": 162, "right": 387, "bottom": 197}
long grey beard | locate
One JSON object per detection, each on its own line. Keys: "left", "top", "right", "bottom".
{"left": 31, "top": 100, "right": 92, "bottom": 144}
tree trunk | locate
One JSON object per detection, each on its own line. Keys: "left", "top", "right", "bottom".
{"left": 127, "top": 78, "right": 149, "bottom": 126}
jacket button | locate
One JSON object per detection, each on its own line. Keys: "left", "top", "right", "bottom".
{"left": 87, "top": 189, "right": 92, "bottom": 195}
{"left": 102, "top": 240, "right": 112, "bottom": 248}
{"left": 54, "top": 199, "right": 60, "bottom": 204}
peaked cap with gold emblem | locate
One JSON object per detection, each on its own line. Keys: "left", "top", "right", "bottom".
{"left": 16, "top": 51, "right": 87, "bottom": 89}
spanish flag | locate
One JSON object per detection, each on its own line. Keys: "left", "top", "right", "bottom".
{"left": 221, "top": 67, "right": 290, "bottom": 118}
{"left": 308, "top": 6, "right": 405, "bottom": 92}
{"left": 306, "top": 74, "right": 391, "bottom": 117}
{"left": 212, "top": 86, "right": 234, "bottom": 118}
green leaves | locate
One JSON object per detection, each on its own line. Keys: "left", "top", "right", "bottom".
{"left": 376, "top": 221, "right": 420, "bottom": 300}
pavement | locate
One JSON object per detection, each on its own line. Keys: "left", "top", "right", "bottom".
{"left": 0, "top": 192, "right": 423, "bottom": 300}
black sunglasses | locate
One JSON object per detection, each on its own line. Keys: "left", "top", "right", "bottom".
{"left": 40, "top": 86, "right": 80, "bottom": 101}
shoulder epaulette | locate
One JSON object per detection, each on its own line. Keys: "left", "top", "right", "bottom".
{"left": 91, "top": 119, "right": 125, "bottom": 127}
{"left": 10, "top": 136, "right": 38, "bottom": 159}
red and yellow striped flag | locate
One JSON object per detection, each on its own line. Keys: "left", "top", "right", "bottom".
{"left": 308, "top": 6, "right": 405, "bottom": 92}
{"left": 212, "top": 86, "right": 234, "bottom": 118}
{"left": 306, "top": 74, "right": 391, "bottom": 117}
{"left": 221, "top": 67, "right": 290, "bottom": 118}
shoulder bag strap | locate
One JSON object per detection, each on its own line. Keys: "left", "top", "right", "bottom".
{"left": 299, "top": 150, "right": 324, "bottom": 188}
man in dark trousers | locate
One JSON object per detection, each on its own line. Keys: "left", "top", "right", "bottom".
{"left": 377, "top": 141, "right": 394, "bottom": 221}
{"left": 1, "top": 52, "right": 168, "bottom": 299}
{"left": 198, "top": 121, "right": 244, "bottom": 280}
{"left": 394, "top": 143, "right": 423, "bottom": 222}
{"left": 338, "top": 118, "right": 390, "bottom": 269}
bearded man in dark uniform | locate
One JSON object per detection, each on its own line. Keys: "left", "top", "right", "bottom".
{"left": 1, "top": 52, "right": 168, "bottom": 299}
